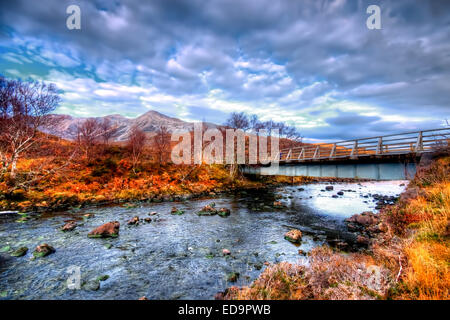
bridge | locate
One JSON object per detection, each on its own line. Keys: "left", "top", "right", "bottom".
{"left": 242, "top": 127, "right": 450, "bottom": 180}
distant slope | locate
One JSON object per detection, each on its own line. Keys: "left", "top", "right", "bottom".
{"left": 45, "top": 110, "right": 218, "bottom": 141}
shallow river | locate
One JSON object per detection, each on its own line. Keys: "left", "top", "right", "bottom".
{"left": 0, "top": 181, "right": 407, "bottom": 300}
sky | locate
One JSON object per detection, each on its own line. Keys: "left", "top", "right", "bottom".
{"left": 0, "top": 0, "right": 449, "bottom": 142}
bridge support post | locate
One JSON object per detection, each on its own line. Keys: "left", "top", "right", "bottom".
{"left": 313, "top": 146, "right": 320, "bottom": 159}
{"left": 415, "top": 131, "right": 423, "bottom": 152}
{"left": 350, "top": 140, "right": 358, "bottom": 158}
{"left": 376, "top": 137, "right": 383, "bottom": 155}
{"left": 330, "top": 143, "right": 336, "bottom": 158}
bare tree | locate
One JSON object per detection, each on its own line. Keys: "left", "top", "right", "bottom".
{"left": 224, "top": 112, "right": 250, "bottom": 131}
{"left": 153, "top": 125, "right": 170, "bottom": 164}
{"left": 99, "top": 118, "right": 119, "bottom": 146}
{"left": 0, "top": 77, "right": 61, "bottom": 181}
{"left": 76, "top": 118, "right": 101, "bottom": 160}
{"left": 127, "top": 125, "right": 146, "bottom": 171}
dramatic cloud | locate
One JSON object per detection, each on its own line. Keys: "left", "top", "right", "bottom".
{"left": 0, "top": 0, "right": 449, "bottom": 141}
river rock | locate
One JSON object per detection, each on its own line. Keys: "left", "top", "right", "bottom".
{"left": 227, "top": 272, "right": 240, "bottom": 282}
{"left": 144, "top": 217, "right": 152, "bottom": 223}
{"left": 127, "top": 216, "right": 140, "bottom": 225}
{"left": 325, "top": 186, "right": 334, "bottom": 191}
{"left": 138, "top": 296, "right": 149, "bottom": 300}
{"left": 356, "top": 235, "right": 370, "bottom": 245}
{"left": 218, "top": 208, "right": 230, "bottom": 217}
{"left": 83, "top": 280, "right": 100, "bottom": 291}
{"left": 149, "top": 211, "right": 157, "bottom": 216}
{"left": 346, "top": 211, "right": 379, "bottom": 227}
{"left": 284, "top": 229, "right": 302, "bottom": 243}
{"left": 337, "top": 191, "right": 344, "bottom": 196}
{"left": 197, "top": 204, "right": 217, "bottom": 216}
{"left": 33, "top": 243, "right": 55, "bottom": 257}
{"left": 170, "top": 207, "right": 184, "bottom": 215}
{"left": 273, "top": 201, "right": 283, "bottom": 208}
{"left": 88, "top": 221, "right": 120, "bottom": 238}
{"left": 83, "top": 213, "right": 94, "bottom": 219}
{"left": 399, "top": 187, "right": 425, "bottom": 204}
{"left": 222, "top": 249, "right": 231, "bottom": 256}
{"left": 61, "top": 221, "right": 77, "bottom": 232}
{"left": 11, "top": 247, "right": 28, "bottom": 257}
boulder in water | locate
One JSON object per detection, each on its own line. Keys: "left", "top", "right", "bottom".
{"left": 284, "top": 229, "right": 302, "bottom": 243}
{"left": 170, "top": 207, "right": 185, "bottom": 215}
{"left": 88, "top": 221, "right": 120, "bottom": 238}
{"left": 11, "top": 247, "right": 28, "bottom": 257}
{"left": 197, "top": 203, "right": 217, "bottom": 216}
{"left": 61, "top": 221, "right": 77, "bottom": 232}
{"left": 127, "top": 216, "right": 139, "bottom": 225}
{"left": 218, "top": 208, "right": 230, "bottom": 217}
{"left": 33, "top": 243, "right": 55, "bottom": 257}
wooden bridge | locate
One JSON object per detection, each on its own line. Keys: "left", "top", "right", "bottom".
{"left": 242, "top": 127, "right": 450, "bottom": 180}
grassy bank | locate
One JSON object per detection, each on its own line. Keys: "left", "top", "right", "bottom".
{"left": 224, "top": 152, "right": 450, "bottom": 300}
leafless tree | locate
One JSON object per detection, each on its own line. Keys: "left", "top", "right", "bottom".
{"left": 127, "top": 125, "right": 146, "bottom": 171}
{"left": 153, "top": 125, "right": 170, "bottom": 164}
{"left": 76, "top": 118, "right": 101, "bottom": 160}
{"left": 99, "top": 118, "right": 119, "bottom": 146}
{"left": 0, "top": 77, "right": 61, "bottom": 181}
{"left": 224, "top": 112, "right": 250, "bottom": 131}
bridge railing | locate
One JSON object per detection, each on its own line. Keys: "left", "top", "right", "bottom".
{"left": 279, "top": 127, "right": 450, "bottom": 162}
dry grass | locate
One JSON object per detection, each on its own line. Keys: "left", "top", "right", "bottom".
{"left": 226, "top": 247, "right": 392, "bottom": 300}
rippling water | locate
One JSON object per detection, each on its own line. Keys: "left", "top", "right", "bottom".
{"left": 0, "top": 181, "right": 407, "bottom": 300}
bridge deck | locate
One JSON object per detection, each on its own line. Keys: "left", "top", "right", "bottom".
{"left": 278, "top": 127, "right": 450, "bottom": 163}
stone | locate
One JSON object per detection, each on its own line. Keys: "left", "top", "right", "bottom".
{"left": 144, "top": 217, "right": 152, "bottom": 223}
{"left": 138, "top": 296, "right": 148, "bottom": 300}
{"left": 273, "top": 201, "right": 283, "bottom": 208}
{"left": 33, "top": 243, "right": 55, "bottom": 257}
{"left": 127, "top": 216, "right": 140, "bottom": 225}
{"left": 222, "top": 249, "right": 231, "bottom": 256}
{"left": 284, "top": 229, "right": 302, "bottom": 243}
{"left": 218, "top": 208, "right": 230, "bottom": 217}
{"left": 356, "top": 235, "right": 370, "bottom": 245}
{"left": 62, "top": 221, "right": 77, "bottom": 232}
{"left": 149, "top": 211, "right": 157, "bottom": 216}
{"left": 88, "top": 221, "right": 120, "bottom": 238}
{"left": 96, "top": 275, "right": 109, "bottom": 281}
{"left": 11, "top": 247, "right": 28, "bottom": 257}
{"left": 83, "top": 213, "right": 94, "bottom": 219}
{"left": 171, "top": 207, "right": 184, "bottom": 215}
{"left": 83, "top": 280, "right": 100, "bottom": 291}
{"left": 325, "top": 186, "right": 334, "bottom": 191}
{"left": 337, "top": 191, "right": 344, "bottom": 196}
{"left": 227, "top": 272, "right": 240, "bottom": 282}
{"left": 197, "top": 204, "right": 217, "bottom": 216}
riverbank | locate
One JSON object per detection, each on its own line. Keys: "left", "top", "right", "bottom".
{"left": 223, "top": 151, "right": 450, "bottom": 300}
{"left": 0, "top": 154, "right": 365, "bottom": 213}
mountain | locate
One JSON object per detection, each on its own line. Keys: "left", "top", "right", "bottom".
{"left": 44, "top": 110, "right": 218, "bottom": 141}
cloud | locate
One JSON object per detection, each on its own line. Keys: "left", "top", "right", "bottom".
{"left": 0, "top": 0, "right": 449, "bottom": 141}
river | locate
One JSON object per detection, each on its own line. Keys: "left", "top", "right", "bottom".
{"left": 0, "top": 181, "right": 407, "bottom": 300}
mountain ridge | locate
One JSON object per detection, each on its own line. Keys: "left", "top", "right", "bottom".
{"left": 44, "top": 110, "right": 219, "bottom": 141}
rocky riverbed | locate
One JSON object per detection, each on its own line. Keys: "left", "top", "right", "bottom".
{"left": 0, "top": 181, "right": 407, "bottom": 300}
